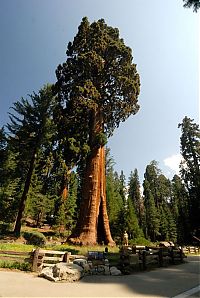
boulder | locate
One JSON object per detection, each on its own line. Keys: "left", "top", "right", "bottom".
{"left": 73, "top": 258, "right": 91, "bottom": 273}
{"left": 39, "top": 262, "right": 83, "bottom": 282}
{"left": 110, "top": 266, "right": 121, "bottom": 276}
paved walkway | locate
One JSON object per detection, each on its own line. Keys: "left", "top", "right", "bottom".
{"left": 0, "top": 256, "right": 199, "bottom": 297}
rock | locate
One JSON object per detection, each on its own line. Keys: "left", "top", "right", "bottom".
{"left": 110, "top": 266, "right": 121, "bottom": 276}
{"left": 39, "top": 263, "right": 83, "bottom": 282}
{"left": 73, "top": 258, "right": 91, "bottom": 274}
{"left": 104, "top": 265, "right": 110, "bottom": 275}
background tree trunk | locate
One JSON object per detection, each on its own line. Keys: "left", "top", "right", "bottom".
{"left": 14, "top": 150, "right": 37, "bottom": 236}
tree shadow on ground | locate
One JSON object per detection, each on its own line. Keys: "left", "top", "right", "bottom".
{"left": 80, "top": 256, "right": 200, "bottom": 297}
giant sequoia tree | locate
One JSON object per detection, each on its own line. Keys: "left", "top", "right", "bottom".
{"left": 55, "top": 17, "right": 140, "bottom": 245}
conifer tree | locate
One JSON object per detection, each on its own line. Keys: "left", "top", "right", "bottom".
{"left": 106, "top": 149, "right": 124, "bottom": 242}
{"left": 143, "top": 179, "right": 160, "bottom": 241}
{"left": 0, "top": 128, "right": 20, "bottom": 222}
{"left": 125, "top": 197, "right": 142, "bottom": 240}
{"left": 171, "top": 174, "right": 190, "bottom": 244}
{"left": 179, "top": 117, "right": 200, "bottom": 236}
{"left": 65, "top": 171, "right": 78, "bottom": 234}
{"left": 55, "top": 17, "right": 140, "bottom": 245}
{"left": 7, "top": 85, "right": 55, "bottom": 235}
{"left": 183, "top": 0, "right": 200, "bottom": 12}
{"left": 128, "top": 169, "right": 144, "bottom": 227}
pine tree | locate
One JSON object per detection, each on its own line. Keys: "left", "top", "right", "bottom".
{"left": 7, "top": 85, "right": 55, "bottom": 235}
{"left": 171, "top": 174, "right": 190, "bottom": 244}
{"left": 25, "top": 171, "right": 54, "bottom": 228}
{"left": 128, "top": 169, "right": 144, "bottom": 227}
{"left": 0, "top": 128, "right": 20, "bottom": 223}
{"left": 119, "top": 171, "right": 126, "bottom": 203}
{"left": 55, "top": 17, "right": 140, "bottom": 245}
{"left": 65, "top": 171, "right": 78, "bottom": 234}
{"left": 106, "top": 149, "right": 124, "bottom": 242}
{"left": 143, "top": 179, "right": 160, "bottom": 241}
{"left": 179, "top": 117, "right": 200, "bottom": 237}
{"left": 125, "top": 197, "right": 142, "bottom": 240}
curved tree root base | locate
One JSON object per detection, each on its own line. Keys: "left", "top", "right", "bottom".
{"left": 67, "top": 236, "right": 116, "bottom": 247}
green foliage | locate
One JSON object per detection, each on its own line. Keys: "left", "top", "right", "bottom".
{"left": 6, "top": 84, "right": 56, "bottom": 235}
{"left": 171, "top": 175, "right": 190, "bottom": 244}
{"left": 55, "top": 17, "right": 140, "bottom": 164}
{"left": 65, "top": 172, "right": 78, "bottom": 231}
{"left": 94, "top": 132, "right": 107, "bottom": 147}
{"left": 143, "top": 179, "right": 160, "bottom": 242}
{"left": 128, "top": 169, "right": 144, "bottom": 228}
{"left": 125, "top": 198, "right": 143, "bottom": 239}
{"left": 25, "top": 171, "right": 54, "bottom": 227}
{"left": 183, "top": 0, "right": 200, "bottom": 12}
{"left": 0, "top": 260, "right": 31, "bottom": 271}
{"left": 0, "top": 242, "right": 34, "bottom": 251}
{"left": 179, "top": 117, "right": 200, "bottom": 235}
{"left": 129, "top": 237, "right": 152, "bottom": 246}
{"left": 0, "top": 128, "right": 21, "bottom": 222}
{"left": 22, "top": 231, "right": 46, "bottom": 247}
{"left": 106, "top": 158, "right": 124, "bottom": 240}
{"left": 0, "top": 222, "right": 12, "bottom": 234}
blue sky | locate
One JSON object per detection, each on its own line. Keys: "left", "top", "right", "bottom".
{"left": 0, "top": 0, "right": 199, "bottom": 183}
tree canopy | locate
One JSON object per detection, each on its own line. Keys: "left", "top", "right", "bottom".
{"left": 183, "top": 0, "right": 200, "bottom": 12}
{"left": 55, "top": 17, "right": 140, "bottom": 152}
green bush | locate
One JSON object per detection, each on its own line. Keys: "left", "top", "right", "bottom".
{"left": 22, "top": 231, "right": 46, "bottom": 247}
{"left": 0, "top": 222, "right": 12, "bottom": 234}
{"left": 129, "top": 237, "right": 152, "bottom": 246}
{"left": 0, "top": 260, "right": 31, "bottom": 271}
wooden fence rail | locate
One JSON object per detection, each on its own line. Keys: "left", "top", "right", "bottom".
{"left": 0, "top": 250, "right": 33, "bottom": 264}
{"left": 0, "top": 245, "right": 199, "bottom": 273}
{"left": 0, "top": 249, "right": 87, "bottom": 272}
{"left": 182, "top": 246, "right": 200, "bottom": 254}
{"left": 128, "top": 246, "right": 188, "bottom": 270}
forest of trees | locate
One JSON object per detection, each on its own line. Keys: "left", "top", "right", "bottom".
{"left": 0, "top": 18, "right": 199, "bottom": 246}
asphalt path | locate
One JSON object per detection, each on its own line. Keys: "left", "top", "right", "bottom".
{"left": 0, "top": 256, "right": 199, "bottom": 297}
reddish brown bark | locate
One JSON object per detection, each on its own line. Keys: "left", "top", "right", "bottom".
{"left": 69, "top": 146, "right": 115, "bottom": 246}
{"left": 68, "top": 109, "right": 115, "bottom": 246}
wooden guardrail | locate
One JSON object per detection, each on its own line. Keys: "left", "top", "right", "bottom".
{"left": 121, "top": 245, "right": 187, "bottom": 271}
{"left": 0, "top": 250, "right": 34, "bottom": 267}
{"left": 0, "top": 249, "right": 86, "bottom": 272}
{"left": 139, "top": 247, "right": 186, "bottom": 270}
{"left": 32, "top": 249, "right": 86, "bottom": 272}
{"left": 1, "top": 245, "right": 198, "bottom": 273}
{"left": 182, "top": 246, "right": 200, "bottom": 254}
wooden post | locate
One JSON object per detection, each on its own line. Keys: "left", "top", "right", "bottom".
{"left": 170, "top": 248, "right": 175, "bottom": 265}
{"left": 132, "top": 246, "right": 136, "bottom": 254}
{"left": 180, "top": 249, "right": 183, "bottom": 262}
{"left": 158, "top": 248, "right": 163, "bottom": 267}
{"left": 63, "top": 251, "right": 71, "bottom": 263}
{"left": 142, "top": 250, "right": 147, "bottom": 270}
{"left": 32, "top": 248, "right": 40, "bottom": 272}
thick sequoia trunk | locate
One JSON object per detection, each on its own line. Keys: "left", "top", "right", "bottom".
{"left": 69, "top": 146, "right": 115, "bottom": 246}
{"left": 68, "top": 109, "right": 115, "bottom": 246}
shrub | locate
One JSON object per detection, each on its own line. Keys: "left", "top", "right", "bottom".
{"left": 0, "top": 222, "right": 12, "bottom": 234}
{"left": 0, "top": 260, "right": 31, "bottom": 271}
{"left": 22, "top": 231, "right": 46, "bottom": 247}
{"left": 129, "top": 237, "right": 152, "bottom": 246}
